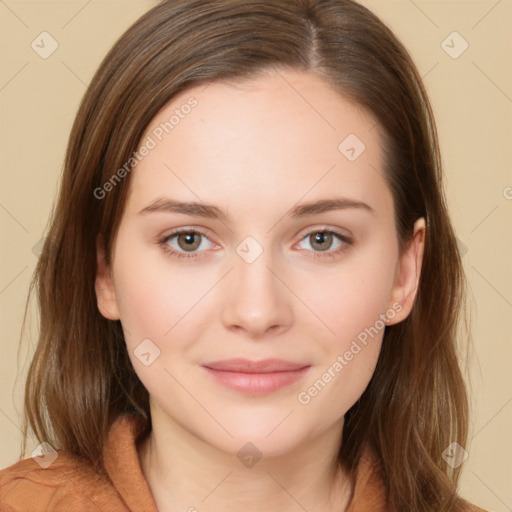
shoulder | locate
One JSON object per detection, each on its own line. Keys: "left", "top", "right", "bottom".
{"left": 349, "top": 446, "right": 490, "bottom": 512}
{"left": 0, "top": 451, "right": 127, "bottom": 511}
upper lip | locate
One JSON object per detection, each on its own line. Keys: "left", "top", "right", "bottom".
{"left": 202, "top": 358, "right": 310, "bottom": 373}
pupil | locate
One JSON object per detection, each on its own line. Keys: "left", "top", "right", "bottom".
{"left": 313, "top": 232, "right": 331, "bottom": 251}
{"left": 179, "top": 232, "right": 200, "bottom": 252}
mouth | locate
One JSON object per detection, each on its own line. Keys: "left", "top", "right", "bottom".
{"left": 201, "top": 358, "right": 311, "bottom": 395}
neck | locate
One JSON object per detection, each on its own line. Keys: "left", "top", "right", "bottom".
{"left": 137, "top": 405, "right": 353, "bottom": 512}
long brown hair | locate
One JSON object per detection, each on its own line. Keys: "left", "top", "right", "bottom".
{"left": 19, "top": 1, "right": 471, "bottom": 510}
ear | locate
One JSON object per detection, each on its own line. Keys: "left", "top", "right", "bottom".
{"left": 386, "top": 217, "right": 426, "bottom": 325}
{"left": 95, "top": 234, "right": 120, "bottom": 321}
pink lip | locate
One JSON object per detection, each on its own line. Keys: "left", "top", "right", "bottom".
{"left": 201, "top": 358, "right": 311, "bottom": 395}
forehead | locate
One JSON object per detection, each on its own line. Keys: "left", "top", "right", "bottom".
{"left": 124, "top": 69, "right": 391, "bottom": 221}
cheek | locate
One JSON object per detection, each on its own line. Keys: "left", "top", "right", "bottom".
{"left": 300, "top": 244, "right": 397, "bottom": 346}
{"left": 298, "top": 336, "right": 382, "bottom": 425}
{"left": 111, "top": 237, "right": 186, "bottom": 340}
{"left": 296, "top": 279, "right": 387, "bottom": 419}
{"left": 294, "top": 242, "right": 396, "bottom": 410}
{"left": 114, "top": 270, "right": 169, "bottom": 336}
{"left": 110, "top": 244, "right": 208, "bottom": 397}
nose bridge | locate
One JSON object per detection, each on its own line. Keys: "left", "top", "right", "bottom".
{"left": 220, "top": 234, "right": 293, "bottom": 336}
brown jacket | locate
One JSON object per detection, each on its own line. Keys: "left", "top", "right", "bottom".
{"left": 0, "top": 414, "right": 487, "bottom": 511}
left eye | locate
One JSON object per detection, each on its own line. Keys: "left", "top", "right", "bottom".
{"left": 296, "top": 229, "right": 351, "bottom": 255}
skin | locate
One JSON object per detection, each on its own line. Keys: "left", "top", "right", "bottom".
{"left": 95, "top": 68, "right": 425, "bottom": 512}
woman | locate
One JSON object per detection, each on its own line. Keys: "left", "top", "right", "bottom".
{"left": 0, "top": 1, "right": 488, "bottom": 510}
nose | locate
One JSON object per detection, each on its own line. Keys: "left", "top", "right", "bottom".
{"left": 220, "top": 245, "right": 293, "bottom": 340}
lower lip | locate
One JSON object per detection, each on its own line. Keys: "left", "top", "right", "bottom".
{"left": 202, "top": 366, "right": 311, "bottom": 395}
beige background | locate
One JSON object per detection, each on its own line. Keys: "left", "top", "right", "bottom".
{"left": 1, "top": 0, "right": 511, "bottom": 509}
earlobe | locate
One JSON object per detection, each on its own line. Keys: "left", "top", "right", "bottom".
{"left": 387, "top": 217, "right": 426, "bottom": 325}
{"left": 94, "top": 234, "right": 120, "bottom": 321}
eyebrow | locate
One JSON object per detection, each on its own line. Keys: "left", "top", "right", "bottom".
{"left": 138, "top": 196, "right": 376, "bottom": 220}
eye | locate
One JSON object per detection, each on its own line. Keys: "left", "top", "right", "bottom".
{"left": 158, "top": 227, "right": 353, "bottom": 261}
{"left": 296, "top": 228, "right": 353, "bottom": 260}
{"left": 158, "top": 229, "right": 215, "bottom": 260}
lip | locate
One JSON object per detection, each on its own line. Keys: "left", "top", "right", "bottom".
{"left": 201, "top": 358, "right": 311, "bottom": 395}
{"left": 203, "top": 358, "right": 309, "bottom": 373}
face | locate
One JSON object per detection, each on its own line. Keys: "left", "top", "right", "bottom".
{"left": 96, "top": 68, "right": 425, "bottom": 457}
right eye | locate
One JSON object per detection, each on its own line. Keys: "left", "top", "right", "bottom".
{"left": 158, "top": 229, "right": 216, "bottom": 260}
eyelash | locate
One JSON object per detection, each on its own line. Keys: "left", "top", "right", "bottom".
{"left": 158, "top": 227, "right": 353, "bottom": 261}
